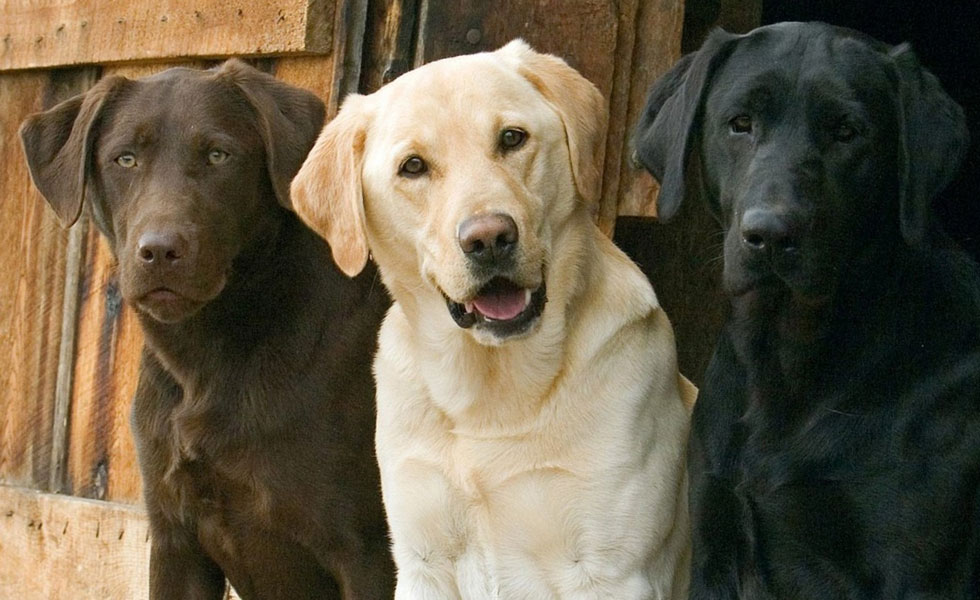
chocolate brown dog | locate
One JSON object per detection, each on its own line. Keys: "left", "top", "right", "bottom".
{"left": 633, "top": 22, "right": 980, "bottom": 598}
{"left": 21, "top": 60, "right": 393, "bottom": 599}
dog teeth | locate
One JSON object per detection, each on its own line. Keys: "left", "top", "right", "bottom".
{"left": 524, "top": 288, "right": 532, "bottom": 306}
{"left": 464, "top": 301, "right": 475, "bottom": 314}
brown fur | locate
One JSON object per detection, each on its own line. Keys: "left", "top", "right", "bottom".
{"left": 20, "top": 60, "right": 394, "bottom": 599}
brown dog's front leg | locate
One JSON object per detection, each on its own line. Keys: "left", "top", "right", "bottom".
{"left": 133, "top": 352, "right": 227, "bottom": 600}
{"left": 149, "top": 527, "right": 226, "bottom": 600}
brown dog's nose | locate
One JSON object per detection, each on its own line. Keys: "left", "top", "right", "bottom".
{"left": 740, "top": 208, "right": 799, "bottom": 254}
{"left": 137, "top": 230, "right": 190, "bottom": 265}
{"left": 458, "top": 213, "right": 519, "bottom": 264}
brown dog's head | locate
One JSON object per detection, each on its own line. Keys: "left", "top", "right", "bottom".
{"left": 21, "top": 60, "right": 325, "bottom": 323}
{"left": 632, "top": 22, "right": 969, "bottom": 301}
{"left": 291, "top": 40, "right": 606, "bottom": 345}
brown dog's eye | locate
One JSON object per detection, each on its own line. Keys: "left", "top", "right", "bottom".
{"left": 399, "top": 156, "right": 428, "bottom": 178}
{"left": 500, "top": 128, "right": 527, "bottom": 152}
{"left": 208, "top": 149, "right": 230, "bottom": 165}
{"left": 115, "top": 153, "right": 138, "bottom": 168}
{"left": 730, "top": 115, "right": 753, "bottom": 135}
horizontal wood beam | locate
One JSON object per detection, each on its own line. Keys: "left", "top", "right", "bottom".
{"left": 0, "top": 485, "right": 243, "bottom": 599}
{"left": 1, "top": 0, "right": 336, "bottom": 72}
{"left": 0, "top": 485, "right": 150, "bottom": 599}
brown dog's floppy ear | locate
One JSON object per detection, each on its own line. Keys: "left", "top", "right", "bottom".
{"left": 218, "top": 59, "right": 327, "bottom": 210}
{"left": 20, "top": 76, "right": 128, "bottom": 227}
{"left": 890, "top": 45, "right": 970, "bottom": 247}
{"left": 630, "top": 29, "right": 737, "bottom": 222}
{"left": 503, "top": 40, "right": 608, "bottom": 205}
{"left": 291, "top": 94, "right": 371, "bottom": 277}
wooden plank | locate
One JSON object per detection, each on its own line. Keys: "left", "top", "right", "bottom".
{"left": 595, "top": 0, "right": 641, "bottom": 235}
{"left": 49, "top": 219, "right": 88, "bottom": 492}
{"left": 616, "top": 0, "right": 685, "bottom": 218}
{"left": 0, "top": 68, "right": 99, "bottom": 492}
{"left": 66, "top": 225, "right": 144, "bottom": 503}
{"left": 274, "top": 55, "right": 339, "bottom": 115}
{"left": 360, "top": 0, "right": 419, "bottom": 94}
{"left": 0, "top": 485, "right": 150, "bottom": 599}
{"left": 416, "top": 0, "right": 619, "bottom": 100}
{"left": 0, "top": 0, "right": 336, "bottom": 72}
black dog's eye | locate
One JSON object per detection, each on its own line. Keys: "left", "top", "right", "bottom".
{"left": 208, "top": 149, "right": 230, "bottom": 165}
{"left": 729, "top": 115, "right": 753, "bottom": 135}
{"left": 115, "top": 153, "right": 138, "bottom": 168}
{"left": 399, "top": 155, "right": 428, "bottom": 178}
{"left": 833, "top": 123, "right": 858, "bottom": 143}
{"left": 499, "top": 128, "right": 527, "bottom": 152}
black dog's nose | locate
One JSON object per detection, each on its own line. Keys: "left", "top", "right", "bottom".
{"left": 458, "top": 213, "right": 518, "bottom": 264}
{"left": 137, "top": 231, "right": 189, "bottom": 265}
{"left": 740, "top": 208, "right": 799, "bottom": 253}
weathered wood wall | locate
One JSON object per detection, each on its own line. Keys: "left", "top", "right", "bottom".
{"left": 0, "top": 0, "right": 708, "bottom": 597}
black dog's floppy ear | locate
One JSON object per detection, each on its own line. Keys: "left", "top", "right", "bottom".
{"left": 631, "top": 29, "right": 736, "bottom": 222}
{"left": 891, "top": 45, "right": 970, "bottom": 247}
{"left": 20, "top": 76, "right": 128, "bottom": 227}
{"left": 218, "top": 59, "right": 327, "bottom": 210}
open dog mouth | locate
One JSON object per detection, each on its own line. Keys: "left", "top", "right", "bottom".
{"left": 444, "top": 277, "right": 547, "bottom": 337}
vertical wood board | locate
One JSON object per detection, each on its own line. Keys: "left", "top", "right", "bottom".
{"left": 68, "top": 227, "right": 144, "bottom": 503}
{"left": 0, "top": 68, "right": 100, "bottom": 492}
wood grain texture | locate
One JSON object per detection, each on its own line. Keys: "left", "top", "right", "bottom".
{"left": 274, "top": 55, "right": 339, "bottom": 114}
{"left": 360, "top": 0, "right": 419, "bottom": 93}
{"left": 614, "top": 0, "right": 685, "bottom": 219}
{"left": 0, "top": 485, "right": 150, "bottom": 599}
{"left": 0, "top": 68, "right": 99, "bottom": 492}
{"left": 67, "top": 226, "right": 143, "bottom": 503}
{"left": 0, "top": 0, "right": 336, "bottom": 71}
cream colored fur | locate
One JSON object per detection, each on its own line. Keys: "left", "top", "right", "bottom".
{"left": 291, "top": 40, "right": 693, "bottom": 599}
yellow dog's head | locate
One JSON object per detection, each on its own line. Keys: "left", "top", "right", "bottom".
{"left": 292, "top": 40, "right": 606, "bottom": 345}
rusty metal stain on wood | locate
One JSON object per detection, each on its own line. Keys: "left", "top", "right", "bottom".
{"left": 0, "top": 0, "right": 337, "bottom": 72}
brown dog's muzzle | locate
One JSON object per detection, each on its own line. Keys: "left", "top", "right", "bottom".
{"left": 136, "top": 229, "right": 198, "bottom": 270}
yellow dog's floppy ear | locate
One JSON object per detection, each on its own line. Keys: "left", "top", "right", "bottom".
{"left": 502, "top": 40, "right": 608, "bottom": 205}
{"left": 291, "top": 94, "right": 371, "bottom": 277}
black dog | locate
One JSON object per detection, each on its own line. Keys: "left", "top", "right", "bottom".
{"left": 633, "top": 22, "right": 980, "bottom": 598}
{"left": 21, "top": 61, "right": 393, "bottom": 599}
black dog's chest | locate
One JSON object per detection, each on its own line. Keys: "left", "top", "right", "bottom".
{"left": 720, "top": 402, "right": 976, "bottom": 599}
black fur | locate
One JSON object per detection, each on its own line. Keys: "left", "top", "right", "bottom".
{"left": 633, "top": 22, "right": 980, "bottom": 598}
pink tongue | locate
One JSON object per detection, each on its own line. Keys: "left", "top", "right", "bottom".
{"left": 472, "top": 288, "right": 528, "bottom": 321}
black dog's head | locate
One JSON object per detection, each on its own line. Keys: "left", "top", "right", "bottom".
{"left": 20, "top": 60, "right": 325, "bottom": 323}
{"left": 632, "top": 22, "right": 969, "bottom": 301}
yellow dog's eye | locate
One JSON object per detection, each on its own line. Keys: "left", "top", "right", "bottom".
{"left": 729, "top": 115, "right": 752, "bottom": 135}
{"left": 208, "top": 149, "right": 230, "bottom": 165}
{"left": 115, "top": 153, "right": 137, "bottom": 168}
{"left": 500, "top": 128, "right": 527, "bottom": 151}
{"left": 399, "top": 155, "right": 428, "bottom": 177}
